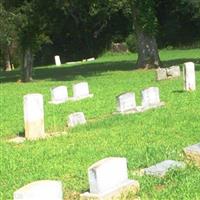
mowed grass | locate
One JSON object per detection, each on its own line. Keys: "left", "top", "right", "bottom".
{"left": 0, "top": 49, "right": 200, "bottom": 199}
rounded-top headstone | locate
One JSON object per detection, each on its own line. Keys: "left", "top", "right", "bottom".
{"left": 51, "top": 86, "right": 68, "bottom": 104}
{"left": 73, "top": 82, "right": 90, "bottom": 99}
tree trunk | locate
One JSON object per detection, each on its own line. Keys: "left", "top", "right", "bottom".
{"left": 4, "top": 47, "right": 12, "bottom": 71}
{"left": 135, "top": 31, "right": 161, "bottom": 68}
{"left": 22, "top": 48, "right": 33, "bottom": 82}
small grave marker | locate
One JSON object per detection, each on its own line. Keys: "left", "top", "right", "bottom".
{"left": 80, "top": 157, "right": 139, "bottom": 200}
{"left": 50, "top": 86, "right": 68, "bottom": 104}
{"left": 24, "top": 94, "right": 45, "bottom": 140}
{"left": 67, "top": 112, "right": 86, "bottom": 127}
{"left": 14, "top": 180, "right": 63, "bottom": 200}
{"left": 54, "top": 55, "right": 61, "bottom": 66}
{"left": 156, "top": 68, "right": 167, "bottom": 81}
{"left": 183, "top": 62, "right": 196, "bottom": 91}
{"left": 167, "top": 66, "right": 181, "bottom": 77}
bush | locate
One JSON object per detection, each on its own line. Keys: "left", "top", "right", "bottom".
{"left": 125, "top": 34, "right": 137, "bottom": 53}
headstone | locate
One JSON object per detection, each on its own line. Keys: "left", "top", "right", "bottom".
{"left": 72, "top": 82, "right": 93, "bottom": 100}
{"left": 166, "top": 66, "right": 181, "bottom": 78}
{"left": 184, "top": 143, "right": 200, "bottom": 167}
{"left": 8, "top": 136, "right": 26, "bottom": 144}
{"left": 54, "top": 55, "right": 61, "bottom": 66}
{"left": 80, "top": 157, "right": 139, "bottom": 200}
{"left": 13, "top": 180, "right": 63, "bottom": 200}
{"left": 141, "top": 87, "right": 164, "bottom": 110}
{"left": 144, "top": 160, "right": 185, "bottom": 177}
{"left": 87, "top": 58, "right": 95, "bottom": 62}
{"left": 156, "top": 68, "right": 167, "bottom": 81}
{"left": 24, "top": 94, "right": 45, "bottom": 140}
{"left": 67, "top": 112, "right": 86, "bottom": 127}
{"left": 183, "top": 62, "right": 196, "bottom": 91}
{"left": 50, "top": 86, "right": 68, "bottom": 104}
{"left": 116, "top": 92, "right": 137, "bottom": 113}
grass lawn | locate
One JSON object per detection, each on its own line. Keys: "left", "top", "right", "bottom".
{"left": 0, "top": 49, "right": 200, "bottom": 199}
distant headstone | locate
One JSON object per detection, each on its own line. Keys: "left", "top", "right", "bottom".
{"left": 167, "top": 66, "right": 181, "bottom": 77}
{"left": 183, "top": 62, "right": 196, "bottom": 91}
{"left": 24, "top": 94, "right": 45, "bottom": 140}
{"left": 55, "top": 55, "right": 61, "bottom": 66}
{"left": 80, "top": 157, "right": 139, "bottom": 200}
{"left": 184, "top": 143, "right": 200, "bottom": 167}
{"left": 50, "top": 86, "right": 68, "bottom": 104}
{"left": 117, "top": 92, "right": 137, "bottom": 113}
{"left": 141, "top": 87, "right": 164, "bottom": 110}
{"left": 87, "top": 58, "right": 95, "bottom": 62}
{"left": 144, "top": 160, "right": 185, "bottom": 177}
{"left": 14, "top": 180, "right": 63, "bottom": 200}
{"left": 72, "top": 82, "right": 93, "bottom": 100}
{"left": 156, "top": 68, "right": 167, "bottom": 81}
{"left": 67, "top": 112, "right": 86, "bottom": 127}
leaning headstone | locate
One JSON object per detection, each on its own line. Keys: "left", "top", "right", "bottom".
{"left": 183, "top": 143, "right": 200, "bottom": 167}
{"left": 141, "top": 87, "right": 164, "bottom": 111}
{"left": 80, "top": 157, "right": 139, "bottom": 200}
{"left": 13, "top": 180, "right": 63, "bottom": 200}
{"left": 167, "top": 66, "right": 181, "bottom": 78}
{"left": 183, "top": 62, "right": 196, "bottom": 91}
{"left": 156, "top": 68, "right": 167, "bottom": 81}
{"left": 24, "top": 94, "right": 45, "bottom": 140}
{"left": 144, "top": 160, "right": 185, "bottom": 177}
{"left": 54, "top": 55, "right": 61, "bottom": 66}
{"left": 72, "top": 82, "right": 93, "bottom": 100}
{"left": 49, "top": 86, "right": 68, "bottom": 104}
{"left": 116, "top": 92, "right": 137, "bottom": 114}
{"left": 67, "top": 112, "right": 86, "bottom": 127}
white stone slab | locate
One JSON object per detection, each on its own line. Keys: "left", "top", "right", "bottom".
{"left": 14, "top": 180, "right": 63, "bottom": 200}
{"left": 54, "top": 55, "right": 61, "bottom": 66}
{"left": 67, "top": 112, "right": 86, "bottom": 127}
{"left": 156, "top": 68, "right": 167, "bottom": 81}
{"left": 24, "top": 94, "right": 45, "bottom": 140}
{"left": 117, "top": 92, "right": 137, "bottom": 113}
{"left": 184, "top": 143, "right": 200, "bottom": 166}
{"left": 8, "top": 137, "right": 26, "bottom": 144}
{"left": 87, "top": 57, "right": 95, "bottom": 62}
{"left": 144, "top": 160, "right": 185, "bottom": 177}
{"left": 49, "top": 86, "right": 68, "bottom": 104}
{"left": 167, "top": 66, "right": 181, "bottom": 77}
{"left": 183, "top": 62, "right": 196, "bottom": 91}
{"left": 71, "top": 82, "right": 93, "bottom": 100}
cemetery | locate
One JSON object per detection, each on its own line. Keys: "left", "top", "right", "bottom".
{"left": 0, "top": 1, "right": 200, "bottom": 199}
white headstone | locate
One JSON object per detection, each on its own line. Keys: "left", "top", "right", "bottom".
{"left": 50, "top": 86, "right": 68, "bottom": 104}
{"left": 24, "top": 94, "right": 45, "bottom": 140}
{"left": 72, "top": 82, "right": 93, "bottom": 100}
{"left": 67, "top": 112, "right": 86, "bottom": 127}
{"left": 81, "top": 157, "right": 139, "bottom": 199}
{"left": 183, "top": 62, "right": 196, "bottom": 91}
{"left": 87, "top": 58, "right": 95, "bottom": 62}
{"left": 156, "top": 68, "right": 167, "bottom": 81}
{"left": 167, "top": 66, "right": 181, "bottom": 77}
{"left": 55, "top": 55, "right": 61, "bottom": 66}
{"left": 14, "top": 180, "right": 63, "bottom": 200}
{"left": 117, "top": 92, "right": 137, "bottom": 113}
{"left": 141, "top": 87, "right": 161, "bottom": 108}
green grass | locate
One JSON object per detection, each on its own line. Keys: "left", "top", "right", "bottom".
{"left": 0, "top": 49, "right": 200, "bottom": 199}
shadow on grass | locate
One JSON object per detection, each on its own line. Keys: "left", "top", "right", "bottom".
{"left": 0, "top": 58, "right": 200, "bottom": 83}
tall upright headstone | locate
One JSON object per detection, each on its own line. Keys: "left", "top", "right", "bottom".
{"left": 50, "top": 86, "right": 68, "bottom": 104}
{"left": 80, "top": 157, "right": 139, "bottom": 200}
{"left": 14, "top": 180, "right": 63, "bottom": 200}
{"left": 54, "top": 55, "right": 61, "bottom": 66}
{"left": 183, "top": 62, "right": 196, "bottom": 91}
{"left": 24, "top": 94, "right": 45, "bottom": 140}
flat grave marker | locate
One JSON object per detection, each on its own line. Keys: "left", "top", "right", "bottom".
{"left": 67, "top": 112, "right": 86, "bottom": 127}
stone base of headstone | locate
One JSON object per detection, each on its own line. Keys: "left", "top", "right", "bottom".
{"left": 143, "top": 160, "right": 185, "bottom": 177}
{"left": 183, "top": 143, "right": 200, "bottom": 167}
{"left": 139, "top": 101, "right": 165, "bottom": 112}
{"left": 49, "top": 100, "right": 67, "bottom": 105}
{"left": 8, "top": 136, "right": 26, "bottom": 144}
{"left": 69, "top": 94, "right": 94, "bottom": 101}
{"left": 80, "top": 180, "right": 139, "bottom": 200}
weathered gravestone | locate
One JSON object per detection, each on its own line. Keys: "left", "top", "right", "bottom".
{"left": 49, "top": 86, "right": 68, "bottom": 104}
{"left": 167, "top": 66, "right": 181, "bottom": 78}
{"left": 183, "top": 62, "right": 196, "bottom": 91}
{"left": 54, "top": 55, "right": 61, "bottom": 66}
{"left": 14, "top": 180, "right": 63, "bottom": 200}
{"left": 24, "top": 94, "right": 45, "bottom": 140}
{"left": 141, "top": 87, "right": 164, "bottom": 111}
{"left": 143, "top": 160, "right": 185, "bottom": 177}
{"left": 156, "top": 68, "right": 167, "bottom": 81}
{"left": 116, "top": 92, "right": 137, "bottom": 114}
{"left": 184, "top": 143, "right": 200, "bottom": 167}
{"left": 67, "top": 112, "right": 86, "bottom": 127}
{"left": 80, "top": 157, "right": 139, "bottom": 200}
{"left": 72, "top": 82, "right": 93, "bottom": 100}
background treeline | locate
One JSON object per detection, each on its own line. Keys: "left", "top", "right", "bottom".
{"left": 0, "top": 0, "right": 200, "bottom": 70}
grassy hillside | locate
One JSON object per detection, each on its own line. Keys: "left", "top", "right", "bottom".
{"left": 0, "top": 49, "right": 200, "bottom": 199}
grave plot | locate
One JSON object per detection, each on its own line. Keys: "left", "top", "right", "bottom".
{"left": 49, "top": 86, "right": 68, "bottom": 104}
{"left": 80, "top": 157, "right": 139, "bottom": 200}
{"left": 67, "top": 112, "right": 86, "bottom": 127}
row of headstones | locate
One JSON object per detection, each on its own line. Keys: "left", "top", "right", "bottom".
{"left": 156, "top": 62, "right": 196, "bottom": 91}
{"left": 14, "top": 143, "right": 200, "bottom": 200}
{"left": 54, "top": 55, "right": 95, "bottom": 66}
